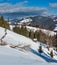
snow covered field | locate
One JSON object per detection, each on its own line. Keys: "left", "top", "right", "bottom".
{"left": 0, "top": 46, "right": 57, "bottom": 65}
{"left": 0, "top": 27, "right": 57, "bottom": 65}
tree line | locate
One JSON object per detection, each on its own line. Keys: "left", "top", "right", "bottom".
{"left": 13, "top": 25, "right": 57, "bottom": 48}
{"left": 0, "top": 16, "right": 10, "bottom": 29}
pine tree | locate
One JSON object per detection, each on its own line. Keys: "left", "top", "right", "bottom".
{"left": 55, "top": 48, "right": 57, "bottom": 51}
{"left": 29, "top": 30, "right": 31, "bottom": 38}
{"left": 33, "top": 32, "right": 36, "bottom": 38}
{"left": 0, "top": 16, "right": 5, "bottom": 27}
{"left": 0, "top": 16, "right": 10, "bottom": 29}
{"left": 24, "top": 26, "right": 28, "bottom": 36}
{"left": 37, "top": 31, "right": 41, "bottom": 41}
{"left": 38, "top": 44, "right": 43, "bottom": 53}
{"left": 53, "top": 34, "right": 57, "bottom": 47}
{"left": 21, "top": 26, "right": 23, "bottom": 35}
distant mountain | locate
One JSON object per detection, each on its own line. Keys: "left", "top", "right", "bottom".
{"left": 29, "top": 16, "right": 57, "bottom": 30}
{"left": 0, "top": 12, "right": 57, "bottom": 31}
{"left": 10, "top": 15, "right": 57, "bottom": 31}
{"left": 0, "top": 12, "right": 38, "bottom": 20}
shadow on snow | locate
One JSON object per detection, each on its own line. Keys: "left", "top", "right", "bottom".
{"left": 30, "top": 48, "right": 57, "bottom": 63}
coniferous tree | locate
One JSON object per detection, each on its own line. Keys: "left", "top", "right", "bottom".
{"left": 50, "top": 50, "right": 53, "bottom": 58}
{"left": 0, "top": 16, "right": 4, "bottom": 27}
{"left": 53, "top": 34, "right": 57, "bottom": 47}
{"left": 33, "top": 32, "right": 36, "bottom": 38}
{"left": 55, "top": 48, "right": 57, "bottom": 51}
{"left": 24, "top": 26, "right": 28, "bottom": 36}
{"left": 29, "top": 30, "right": 31, "bottom": 38}
{"left": 37, "top": 31, "right": 41, "bottom": 41}
{"left": 38, "top": 44, "right": 43, "bottom": 53}
{"left": 0, "top": 16, "right": 10, "bottom": 29}
{"left": 30, "top": 31, "right": 34, "bottom": 39}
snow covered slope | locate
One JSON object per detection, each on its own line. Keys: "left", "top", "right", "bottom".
{"left": 26, "top": 26, "right": 56, "bottom": 36}
{"left": 20, "top": 18, "right": 32, "bottom": 24}
{"left": 0, "top": 46, "right": 42, "bottom": 65}
{"left": 0, "top": 27, "right": 35, "bottom": 46}
{"left": 0, "top": 46, "right": 57, "bottom": 65}
{"left": 0, "top": 27, "right": 57, "bottom": 65}
{"left": 54, "top": 24, "right": 57, "bottom": 32}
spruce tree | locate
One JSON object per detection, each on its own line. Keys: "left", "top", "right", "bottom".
{"left": 38, "top": 44, "right": 43, "bottom": 53}
{"left": 0, "top": 16, "right": 10, "bottom": 29}
{"left": 29, "top": 30, "right": 31, "bottom": 38}
{"left": 50, "top": 50, "right": 53, "bottom": 58}
{"left": 37, "top": 32, "right": 41, "bottom": 41}
{"left": 33, "top": 32, "right": 36, "bottom": 38}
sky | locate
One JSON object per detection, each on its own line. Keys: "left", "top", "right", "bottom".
{"left": 0, "top": 0, "right": 57, "bottom": 16}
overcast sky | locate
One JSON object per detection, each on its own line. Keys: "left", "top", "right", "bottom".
{"left": 0, "top": 0, "right": 57, "bottom": 15}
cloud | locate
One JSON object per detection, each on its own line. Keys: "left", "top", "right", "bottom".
{"left": 0, "top": 2, "right": 48, "bottom": 16}
{"left": 49, "top": 3, "right": 57, "bottom": 8}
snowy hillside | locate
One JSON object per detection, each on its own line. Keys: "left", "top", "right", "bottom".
{"left": 0, "top": 27, "right": 35, "bottom": 46}
{"left": 20, "top": 18, "right": 32, "bottom": 24}
{"left": 0, "top": 46, "right": 57, "bottom": 65}
{"left": 54, "top": 24, "right": 57, "bottom": 32}
{"left": 0, "top": 27, "right": 57, "bottom": 65}
{"left": 26, "top": 26, "right": 56, "bottom": 36}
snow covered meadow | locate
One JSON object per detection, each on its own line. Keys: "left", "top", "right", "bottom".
{"left": 0, "top": 27, "right": 57, "bottom": 65}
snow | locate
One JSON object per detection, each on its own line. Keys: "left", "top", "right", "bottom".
{"left": 53, "top": 19, "right": 57, "bottom": 22}
{"left": 20, "top": 18, "right": 32, "bottom": 24}
{"left": 0, "top": 27, "right": 35, "bottom": 46}
{"left": 0, "top": 46, "right": 39, "bottom": 65}
{"left": 54, "top": 24, "right": 57, "bottom": 32}
{"left": 9, "top": 24, "right": 56, "bottom": 36}
{"left": 41, "top": 29, "right": 56, "bottom": 36}
{"left": 26, "top": 26, "right": 56, "bottom": 36}
{"left": 9, "top": 25, "right": 15, "bottom": 31}
{"left": 54, "top": 27, "right": 57, "bottom": 31}
{"left": 26, "top": 26, "right": 38, "bottom": 32}
{"left": 0, "top": 45, "right": 57, "bottom": 65}
{"left": 0, "top": 27, "right": 57, "bottom": 65}
{"left": 0, "top": 27, "right": 5, "bottom": 38}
